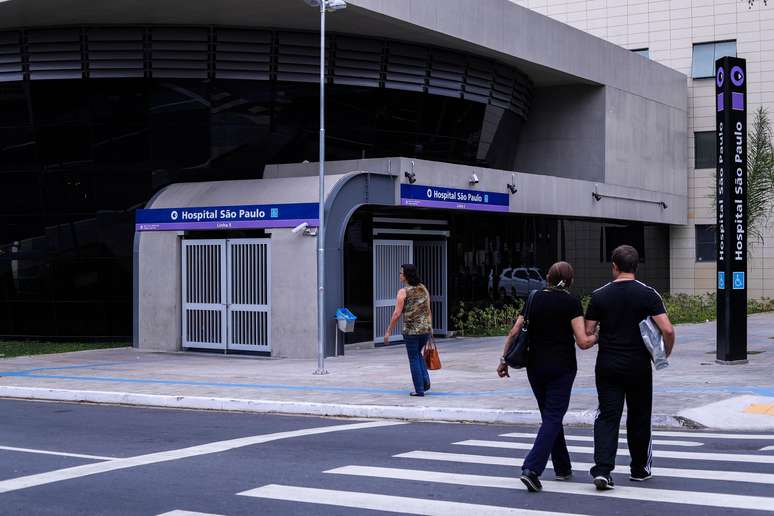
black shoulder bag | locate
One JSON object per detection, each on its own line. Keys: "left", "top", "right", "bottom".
{"left": 504, "top": 289, "right": 538, "bottom": 369}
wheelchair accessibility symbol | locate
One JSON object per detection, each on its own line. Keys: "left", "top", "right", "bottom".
{"left": 733, "top": 271, "right": 745, "bottom": 290}
{"left": 718, "top": 272, "right": 725, "bottom": 289}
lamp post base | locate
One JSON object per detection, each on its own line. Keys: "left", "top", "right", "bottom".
{"left": 313, "top": 368, "right": 329, "bottom": 375}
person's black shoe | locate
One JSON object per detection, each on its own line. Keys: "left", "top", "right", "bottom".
{"left": 629, "top": 471, "right": 653, "bottom": 482}
{"left": 554, "top": 470, "right": 573, "bottom": 481}
{"left": 593, "top": 475, "right": 615, "bottom": 490}
{"left": 409, "top": 392, "right": 424, "bottom": 397}
{"left": 520, "top": 469, "right": 542, "bottom": 492}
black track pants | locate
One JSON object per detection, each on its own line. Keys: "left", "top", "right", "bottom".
{"left": 590, "top": 365, "right": 653, "bottom": 477}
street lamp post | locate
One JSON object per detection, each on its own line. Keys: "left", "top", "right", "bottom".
{"left": 306, "top": 0, "right": 346, "bottom": 375}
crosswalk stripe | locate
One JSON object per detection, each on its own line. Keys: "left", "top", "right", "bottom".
{"left": 642, "top": 431, "right": 774, "bottom": 440}
{"left": 394, "top": 450, "right": 774, "bottom": 485}
{"left": 0, "top": 420, "right": 406, "bottom": 495}
{"left": 239, "top": 484, "right": 588, "bottom": 516}
{"left": 761, "top": 446, "right": 774, "bottom": 451}
{"left": 455, "top": 439, "right": 774, "bottom": 464}
{"left": 157, "top": 511, "right": 225, "bottom": 516}
{"left": 326, "top": 465, "right": 774, "bottom": 512}
{"left": 0, "top": 445, "right": 118, "bottom": 461}
{"left": 499, "top": 433, "right": 703, "bottom": 447}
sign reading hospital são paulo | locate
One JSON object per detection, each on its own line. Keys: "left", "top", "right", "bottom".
{"left": 135, "top": 203, "right": 319, "bottom": 231}
{"left": 400, "top": 184, "right": 509, "bottom": 212}
{"left": 715, "top": 56, "right": 747, "bottom": 363}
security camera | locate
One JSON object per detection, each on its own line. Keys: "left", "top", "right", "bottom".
{"left": 469, "top": 173, "right": 479, "bottom": 185}
{"left": 326, "top": 0, "right": 347, "bottom": 10}
{"left": 292, "top": 222, "right": 309, "bottom": 234}
{"left": 507, "top": 173, "right": 518, "bottom": 194}
{"left": 304, "top": 0, "right": 347, "bottom": 11}
{"left": 404, "top": 171, "right": 416, "bottom": 184}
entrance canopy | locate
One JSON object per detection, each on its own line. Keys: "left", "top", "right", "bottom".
{"left": 134, "top": 156, "right": 685, "bottom": 357}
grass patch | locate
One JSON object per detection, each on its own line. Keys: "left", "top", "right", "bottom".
{"left": 0, "top": 341, "right": 128, "bottom": 359}
{"left": 452, "top": 294, "right": 774, "bottom": 337}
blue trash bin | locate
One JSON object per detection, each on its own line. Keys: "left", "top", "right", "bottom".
{"left": 335, "top": 308, "right": 357, "bottom": 333}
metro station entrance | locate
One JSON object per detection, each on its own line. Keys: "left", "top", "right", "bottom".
{"left": 342, "top": 205, "right": 558, "bottom": 347}
{"left": 373, "top": 239, "right": 448, "bottom": 343}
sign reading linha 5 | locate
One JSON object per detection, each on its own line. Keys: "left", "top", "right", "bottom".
{"left": 400, "top": 184, "right": 508, "bottom": 212}
{"left": 135, "top": 203, "right": 319, "bottom": 231}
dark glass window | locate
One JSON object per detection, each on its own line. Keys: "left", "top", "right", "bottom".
{"left": 692, "top": 41, "right": 736, "bottom": 79}
{"left": 695, "top": 131, "right": 716, "bottom": 169}
{"left": 603, "top": 225, "right": 646, "bottom": 262}
{"left": 513, "top": 269, "right": 528, "bottom": 280}
{"left": 0, "top": 76, "right": 530, "bottom": 339}
{"left": 696, "top": 224, "right": 717, "bottom": 262}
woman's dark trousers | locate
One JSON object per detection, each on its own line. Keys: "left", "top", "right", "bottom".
{"left": 522, "top": 366, "right": 577, "bottom": 476}
{"left": 403, "top": 333, "right": 431, "bottom": 394}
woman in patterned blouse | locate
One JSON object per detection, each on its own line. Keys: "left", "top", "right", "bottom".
{"left": 384, "top": 264, "right": 433, "bottom": 396}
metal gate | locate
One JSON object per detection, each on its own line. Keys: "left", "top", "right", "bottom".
{"left": 182, "top": 240, "right": 227, "bottom": 349}
{"left": 226, "top": 239, "right": 271, "bottom": 352}
{"left": 414, "top": 241, "right": 448, "bottom": 335}
{"left": 182, "top": 238, "right": 271, "bottom": 352}
{"left": 373, "top": 240, "right": 413, "bottom": 343}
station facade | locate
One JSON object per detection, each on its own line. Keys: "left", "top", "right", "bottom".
{"left": 512, "top": 0, "right": 774, "bottom": 299}
{"left": 0, "top": 0, "right": 687, "bottom": 357}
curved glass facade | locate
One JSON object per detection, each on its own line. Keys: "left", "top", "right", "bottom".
{"left": 0, "top": 77, "right": 525, "bottom": 338}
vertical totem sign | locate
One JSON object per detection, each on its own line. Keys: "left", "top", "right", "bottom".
{"left": 715, "top": 56, "right": 747, "bottom": 363}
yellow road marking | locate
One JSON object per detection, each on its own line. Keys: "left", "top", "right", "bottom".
{"left": 743, "top": 404, "right": 774, "bottom": 416}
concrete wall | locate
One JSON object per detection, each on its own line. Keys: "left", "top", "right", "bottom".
{"left": 135, "top": 232, "right": 181, "bottom": 351}
{"left": 348, "top": 0, "right": 687, "bottom": 110}
{"left": 604, "top": 87, "right": 689, "bottom": 196}
{"left": 266, "top": 228, "right": 318, "bottom": 358}
{"left": 515, "top": 85, "right": 606, "bottom": 182}
{"left": 386, "top": 157, "right": 685, "bottom": 225}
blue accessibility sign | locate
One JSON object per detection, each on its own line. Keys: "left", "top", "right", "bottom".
{"left": 718, "top": 272, "right": 725, "bottom": 289}
{"left": 733, "top": 271, "right": 745, "bottom": 290}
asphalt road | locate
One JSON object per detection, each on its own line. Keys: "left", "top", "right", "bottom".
{"left": 1, "top": 399, "right": 774, "bottom": 515}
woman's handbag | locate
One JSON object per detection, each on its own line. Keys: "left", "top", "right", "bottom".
{"left": 423, "top": 338, "right": 442, "bottom": 370}
{"left": 504, "top": 289, "right": 538, "bottom": 369}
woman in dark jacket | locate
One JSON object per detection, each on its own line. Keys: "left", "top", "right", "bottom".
{"left": 496, "top": 261, "right": 597, "bottom": 492}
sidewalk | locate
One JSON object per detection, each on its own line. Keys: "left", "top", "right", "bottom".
{"left": 1, "top": 314, "right": 773, "bottom": 430}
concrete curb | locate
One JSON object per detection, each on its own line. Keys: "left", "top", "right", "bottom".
{"left": 0, "top": 386, "right": 692, "bottom": 428}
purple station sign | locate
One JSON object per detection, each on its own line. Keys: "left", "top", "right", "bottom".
{"left": 400, "top": 184, "right": 509, "bottom": 213}
{"left": 135, "top": 203, "right": 319, "bottom": 231}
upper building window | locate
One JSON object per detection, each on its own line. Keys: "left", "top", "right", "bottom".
{"left": 692, "top": 41, "right": 736, "bottom": 78}
{"left": 694, "top": 131, "right": 717, "bottom": 169}
{"left": 631, "top": 48, "right": 649, "bottom": 59}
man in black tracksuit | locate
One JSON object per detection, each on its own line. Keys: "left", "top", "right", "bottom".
{"left": 584, "top": 245, "right": 675, "bottom": 490}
